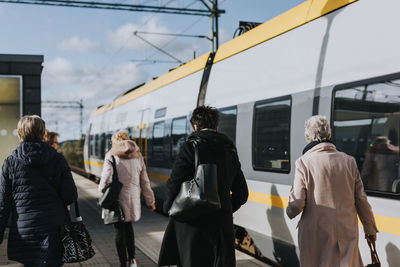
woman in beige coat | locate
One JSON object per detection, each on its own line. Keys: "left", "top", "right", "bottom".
{"left": 286, "top": 115, "right": 378, "bottom": 267}
{"left": 99, "top": 130, "right": 155, "bottom": 267}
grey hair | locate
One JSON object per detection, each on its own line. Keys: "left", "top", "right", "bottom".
{"left": 304, "top": 115, "right": 331, "bottom": 143}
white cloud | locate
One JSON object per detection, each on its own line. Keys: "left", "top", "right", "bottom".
{"left": 42, "top": 57, "right": 81, "bottom": 88}
{"left": 107, "top": 17, "right": 208, "bottom": 63}
{"left": 107, "top": 16, "right": 172, "bottom": 51}
{"left": 219, "top": 28, "right": 232, "bottom": 45}
{"left": 43, "top": 57, "right": 148, "bottom": 106}
{"left": 58, "top": 36, "right": 103, "bottom": 53}
{"left": 41, "top": 57, "right": 149, "bottom": 140}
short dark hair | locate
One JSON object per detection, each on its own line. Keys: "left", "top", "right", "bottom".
{"left": 44, "top": 130, "right": 59, "bottom": 145}
{"left": 190, "top": 106, "right": 219, "bottom": 130}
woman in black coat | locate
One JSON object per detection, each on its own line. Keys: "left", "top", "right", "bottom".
{"left": 0, "top": 115, "right": 78, "bottom": 267}
{"left": 158, "top": 106, "right": 248, "bottom": 267}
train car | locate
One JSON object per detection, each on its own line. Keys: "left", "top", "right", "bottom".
{"left": 84, "top": 0, "right": 400, "bottom": 266}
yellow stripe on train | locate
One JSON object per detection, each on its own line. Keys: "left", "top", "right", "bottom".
{"left": 84, "top": 164, "right": 400, "bottom": 236}
{"left": 84, "top": 160, "right": 104, "bottom": 168}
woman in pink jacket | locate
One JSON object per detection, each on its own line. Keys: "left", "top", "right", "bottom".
{"left": 286, "top": 116, "right": 378, "bottom": 267}
{"left": 99, "top": 130, "right": 155, "bottom": 267}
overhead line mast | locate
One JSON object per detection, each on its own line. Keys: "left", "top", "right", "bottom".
{"left": 42, "top": 100, "right": 84, "bottom": 138}
{"left": 0, "top": 0, "right": 224, "bottom": 52}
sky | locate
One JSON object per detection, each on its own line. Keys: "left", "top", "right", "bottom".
{"left": 0, "top": 0, "right": 306, "bottom": 141}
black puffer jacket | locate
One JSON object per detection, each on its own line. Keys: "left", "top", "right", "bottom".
{"left": 159, "top": 130, "right": 248, "bottom": 267}
{"left": 0, "top": 142, "right": 78, "bottom": 267}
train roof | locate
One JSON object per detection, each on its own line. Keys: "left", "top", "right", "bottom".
{"left": 90, "top": 0, "right": 357, "bottom": 119}
{"left": 214, "top": 0, "right": 357, "bottom": 63}
{"left": 90, "top": 52, "right": 210, "bottom": 118}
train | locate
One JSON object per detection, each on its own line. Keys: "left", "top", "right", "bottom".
{"left": 83, "top": 0, "right": 400, "bottom": 266}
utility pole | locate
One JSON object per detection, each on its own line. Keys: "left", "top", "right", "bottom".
{"left": 211, "top": 0, "right": 219, "bottom": 52}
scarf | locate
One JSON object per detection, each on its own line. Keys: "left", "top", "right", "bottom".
{"left": 302, "top": 139, "right": 334, "bottom": 155}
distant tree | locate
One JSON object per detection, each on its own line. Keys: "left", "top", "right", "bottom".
{"left": 61, "top": 139, "right": 84, "bottom": 169}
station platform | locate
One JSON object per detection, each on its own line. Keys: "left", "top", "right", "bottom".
{"left": 0, "top": 173, "right": 271, "bottom": 267}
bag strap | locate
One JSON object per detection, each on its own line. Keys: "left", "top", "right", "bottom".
{"left": 110, "top": 155, "right": 119, "bottom": 183}
{"left": 367, "top": 240, "right": 380, "bottom": 264}
{"left": 192, "top": 141, "right": 199, "bottom": 169}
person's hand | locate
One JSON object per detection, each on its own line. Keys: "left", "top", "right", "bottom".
{"left": 148, "top": 203, "right": 156, "bottom": 211}
{"left": 365, "top": 234, "right": 377, "bottom": 243}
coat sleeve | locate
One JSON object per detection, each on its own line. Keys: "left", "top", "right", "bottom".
{"left": 163, "top": 141, "right": 195, "bottom": 214}
{"left": 99, "top": 154, "right": 113, "bottom": 193}
{"left": 139, "top": 158, "right": 155, "bottom": 206}
{"left": 0, "top": 159, "right": 12, "bottom": 244}
{"left": 352, "top": 158, "right": 378, "bottom": 235}
{"left": 286, "top": 158, "right": 307, "bottom": 219}
{"left": 230, "top": 152, "right": 248, "bottom": 213}
{"left": 58, "top": 155, "right": 78, "bottom": 206}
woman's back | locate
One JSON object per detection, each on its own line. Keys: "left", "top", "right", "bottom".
{"left": 300, "top": 143, "right": 358, "bottom": 219}
{"left": 0, "top": 141, "right": 78, "bottom": 266}
{"left": 100, "top": 140, "right": 154, "bottom": 222}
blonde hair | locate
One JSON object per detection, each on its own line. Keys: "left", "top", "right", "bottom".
{"left": 304, "top": 115, "right": 331, "bottom": 143}
{"left": 112, "top": 130, "right": 130, "bottom": 143}
{"left": 17, "top": 115, "right": 46, "bottom": 143}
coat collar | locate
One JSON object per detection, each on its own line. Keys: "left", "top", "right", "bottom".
{"left": 304, "top": 142, "right": 337, "bottom": 155}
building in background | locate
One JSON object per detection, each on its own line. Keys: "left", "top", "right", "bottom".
{"left": 0, "top": 54, "right": 43, "bottom": 165}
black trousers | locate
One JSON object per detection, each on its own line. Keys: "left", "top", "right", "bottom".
{"left": 114, "top": 221, "right": 135, "bottom": 266}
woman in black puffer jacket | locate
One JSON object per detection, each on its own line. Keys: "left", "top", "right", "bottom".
{"left": 0, "top": 115, "right": 78, "bottom": 267}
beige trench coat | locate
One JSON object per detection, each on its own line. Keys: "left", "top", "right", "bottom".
{"left": 99, "top": 141, "right": 155, "bottom": 222}
{"left": 286, "top": 142, "right": 378, "bottom": 267}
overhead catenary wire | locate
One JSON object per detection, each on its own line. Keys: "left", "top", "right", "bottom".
{"left": 0, "top": 0, "right": 213, "bottom": 16}
{"left": 144, "top": 15, "right": 206, "bottom": 62}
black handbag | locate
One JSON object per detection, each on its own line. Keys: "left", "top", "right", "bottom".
{"left": 61, "top": 202, "right": 95, "bottom": 263}
{"left": 365, "top": 239, "right": 380, "bottom": 267}
{"left": 39, "top": 166, "right": 95, "bottom": 263}
{"left": 98, "top": 156, "right": 123, "bottom": 210}
{"left": 168, "top": 140, "right": 221, "bottom": 221}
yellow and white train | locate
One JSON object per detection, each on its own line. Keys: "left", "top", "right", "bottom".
{"left": 84, "top": 0, "right": 400, "bottom": 265}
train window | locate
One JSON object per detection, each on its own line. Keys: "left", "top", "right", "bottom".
{"left": 106, "top": 133, "right": 112, "bottom": 152}
{"left": 155, "top": 107, "right": 167, "bottom": 119}
{"left": 152, "top": 121, "right": 165, "bottom": 161}
{"left": 89, "top": 134, "right": 95, "bottom": 156}
{"left": 171, "top": 117, "right": 186, "bottom": 160}
{"left": 333, "top": 79, "right": 400, "bottom": 196}
{"left": 94, "top": 134, "right": 100, "bottom": 158}
{"left": 126, "top": 128, "right": 133, "bottom": 140}
{"left": 133, "top": 126, "right": 138, "bottom": 143}
{"left": 100, "top": 133, "right": 106, "bottom": 159}
{"left": 253, "top": 97, "right": 291, "bottom": 172}
{"left": 219, "top": 106, "right": 237, "bottom": 144}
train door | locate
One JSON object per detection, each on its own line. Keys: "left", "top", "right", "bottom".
{"left": 138, "top": 109, "right": 150, "bottom": 164}
{"left": 84, "top": 123, "right": 92, "bottom": 174}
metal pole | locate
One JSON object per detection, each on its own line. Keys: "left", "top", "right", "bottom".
{"left": 211, "top": 0, "right": 219, "bottom": 52}
{"left": 215, "top": 0, "right": 219, "bottom": 50}
{"left": 80, "top": 99, "right": 83, "bottom": 138}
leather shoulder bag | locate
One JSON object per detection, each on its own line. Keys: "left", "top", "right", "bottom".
{"left": 98, "top": 155, "right": 123, "bottom": 210}
{"left": 168, "top": 140, "right": 221, "bottom": 221}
